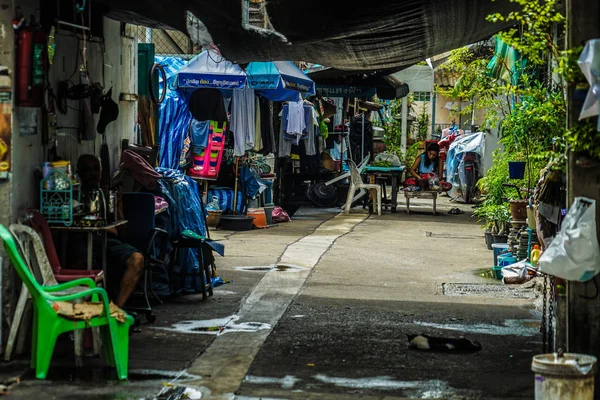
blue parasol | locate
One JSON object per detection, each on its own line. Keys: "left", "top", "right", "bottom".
{"left": 246, "top": 61, "right": 315, "bottom": 101}
{"left": 175, "top": 50, "right": 247, "bottom": 90}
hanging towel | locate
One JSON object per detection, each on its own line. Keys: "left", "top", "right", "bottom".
{"left": 230, "top": 87, "right": 256, "bottom": 156}
{"left": 253, "top": 97, "right": 262, "bottom": 152}
{"left": 286, "top": 99, "right": 305, "bottom": 143}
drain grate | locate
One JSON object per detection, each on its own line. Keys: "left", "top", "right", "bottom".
{"left": 442, "top": 283, "right": 538, "bottom": 299}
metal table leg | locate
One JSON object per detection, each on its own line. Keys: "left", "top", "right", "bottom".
{"left": 87, "top": 232, "right": 93, "bottom": 270}
{"left": 391, "top": 175, "right": 399, "bottom": 213}
{"left": 101, "top": 232, "right": 108, "bottom": 282}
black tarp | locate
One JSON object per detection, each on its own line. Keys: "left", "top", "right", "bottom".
{"left": 95, "top": 0, "right": 515, "bottom": 71}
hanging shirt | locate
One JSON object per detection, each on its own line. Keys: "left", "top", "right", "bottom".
{"left": 230, "top": 87, "right": 256, "bottom": 157}
{"left": 286, "top": 99, "right": 306, "bottom": 142}
{"left": 418, "top": 153, "right": 436, "bottom": 174}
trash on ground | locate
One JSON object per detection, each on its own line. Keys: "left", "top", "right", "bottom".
{"left": 406, "top": 333, "right": 482, "bottom": 352}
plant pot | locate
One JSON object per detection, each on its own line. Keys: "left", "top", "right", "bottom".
{"left": 509, "top": 200, "right": 528, "bottom": 221}
{"left": 206, "top": 210, "right": 222, "bottom": 228}
{"left": 219, "top": 215, "right": 254, "bottom": 231}
{"left": 493, "top": 234, "right": 508, "bottom": 244}
{"left": 508, "top": 161, "right": 526, "bottom": 179}
{"left": 484, "top": 231, "right": 494, "bottom": 250}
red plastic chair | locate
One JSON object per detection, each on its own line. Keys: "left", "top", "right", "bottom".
{"left": 27, "top": 209, "right": 105, "bottom": 285}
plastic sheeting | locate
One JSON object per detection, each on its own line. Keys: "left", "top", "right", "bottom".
{"left": 445, "top": 132, "right": 485, "bottom": 202}
{"left": 156, "top": 167, "right": 208, "bottom": 292}
{"left": 97, "top": 0, "right": 516, "bottom": 71}
{"left": 157, "top": 56, "right": 192, "bottom": 169}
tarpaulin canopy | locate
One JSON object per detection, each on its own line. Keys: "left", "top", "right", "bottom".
{"left": 175, "top": 50, "right": 247, "bottom": 90}
{"left": 96, "top": 0, "right": 516, "bottom": 72}
{"left": 246, "top": 61, "right": 315, "bottom": 101}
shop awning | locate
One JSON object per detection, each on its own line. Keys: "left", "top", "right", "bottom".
{"left": 175, "top": 50, "right": 247, "bottom": 90}
{"left": 246, "top": 61, "right": 315, "bottom": 101}
{"left": 95, "top": 0, "right": 516, "bottom": 71}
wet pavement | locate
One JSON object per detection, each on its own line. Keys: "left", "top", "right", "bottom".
{"left": 2, "top": 199, "right": 542, "bottom": 399}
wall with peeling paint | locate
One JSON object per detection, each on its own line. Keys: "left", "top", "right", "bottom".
{"left": 1, "top": 7, "right": 138, "bottom": 350}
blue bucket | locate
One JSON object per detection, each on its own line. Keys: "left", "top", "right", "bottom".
{"left": 508, "top": 161, "right": 526, "bottom": 180}
{"left": 492, "top": 243, "right": 510, "bottom": 266}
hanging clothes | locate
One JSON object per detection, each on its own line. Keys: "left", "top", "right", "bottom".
{"left": 286, "top": 99, "right": 306, "bottom": 142}
{"left": 230, "top": 87, "right": 256, "bottom": 157}
{"left": 253, "top": 97, "right": 262, "bottom": 152}
{"left": 305, "top": 107, "right": 318, "bottom": 156}
{"left": 188, "top": 88, "right": 228, "bottom": 122}
{"left": 258, "top": 97, "right": 274, "bottom": 155}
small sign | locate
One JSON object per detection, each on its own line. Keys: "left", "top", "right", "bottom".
{"left": 316, "top": 84, "right": 376, "bottom": 98}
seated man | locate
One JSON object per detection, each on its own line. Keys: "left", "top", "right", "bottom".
{"left": 73, "top": 154, "right": 145, "bottom": 308}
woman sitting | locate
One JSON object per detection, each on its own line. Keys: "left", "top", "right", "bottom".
{"left": 405, "top": 142, "right": 451, "bottom": 191}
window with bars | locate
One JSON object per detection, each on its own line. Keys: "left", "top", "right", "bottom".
{"left": 413, "top": 92, "right": 432, "bottom": 102}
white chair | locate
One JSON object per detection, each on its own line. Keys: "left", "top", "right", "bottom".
{"left": 344, "top": 160, "right": 382, "bottom": 216}
{"left": 5, "top": 224, "right": 101, "bottom": 364}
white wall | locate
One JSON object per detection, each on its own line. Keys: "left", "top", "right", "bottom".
{"left": 9, "top": 17, "right": 138, "bottom": 220}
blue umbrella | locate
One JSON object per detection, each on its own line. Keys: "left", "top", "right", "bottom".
{"left": 175, "top": 50, "right": 247, "bottom": 91}
{"left": 246, "top": 61, "right": 315, "bottom": 101}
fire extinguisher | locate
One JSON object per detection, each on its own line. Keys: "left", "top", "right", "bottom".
{"left": 16, "top": 27, "right": 47, "bottom": 107}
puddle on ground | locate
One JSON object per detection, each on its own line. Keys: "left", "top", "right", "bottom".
{"left": 411, "top": 319, "right": 540, "bottom": 337}
{"left": 235, "top": 266, "right": 274, "bottom": 272}
{"left": 442, "top": 283, "right": 538, "bottom": 299}
{"left": 234, "top": 264, "right": 308, "bottom": 273}
{"left": 244, "top": 375, "right": 301, "bottom": 389}
{"left": 313, "top": 375, "right": 479, "bottom": 399}
{"left": 242, "top": 374, "right": 479, "bottom": 399}
{"left": 156, "top": 315, "right": 271, "bottom": 335}
{"left": 213, "top": 289, "right": 236, "bottom": 295}
{"left": 474, "top": 268, "right": 496, "bottom": 280}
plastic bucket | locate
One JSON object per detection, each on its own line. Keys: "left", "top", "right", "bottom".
{"left": 498, "top": 254, "right": 517, "bottom": 267}
{"left": 492, "top": 265, "right": 503, "bottom": 280}
{"left": 492, "top": 243, "right": 509, "bottom": 266}
{"left": 247, "top": 208, "right": 268, "bottom": 229}
{"left": 532, "top": 353, "right": 597, "bottom": 399}
{"left": 264, "top": 205, "right": 275, "bottom": 226}
{"left": 508, "top": 161, "right": 526, "bottom": 179}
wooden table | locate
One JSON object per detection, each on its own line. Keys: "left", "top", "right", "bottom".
{"left": 363, "top": 166, "right": 406, "bottom": 213}
{"left": 51, "top": 221, "right": 128, "bottom": 279}
{"left": 404, "top": 191, "right": 438, "bottom": 215}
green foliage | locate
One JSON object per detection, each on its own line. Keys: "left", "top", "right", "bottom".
{"left": 414, "top": 103, "right": 430, "bottom": 141}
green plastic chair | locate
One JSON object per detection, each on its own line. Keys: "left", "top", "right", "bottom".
{"left": 0, "top": 224, "right": 134, "bottom": 380}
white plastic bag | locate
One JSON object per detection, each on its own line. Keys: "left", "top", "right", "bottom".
{"left": 538, "top": 197, "right": 600, "bottom": 281}
{"left": 374, "top": 152, "right": 402, "bottom": 167}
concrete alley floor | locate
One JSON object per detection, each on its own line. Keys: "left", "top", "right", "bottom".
{"left": 2, "top": 196, "right": 542, "bottom": 399}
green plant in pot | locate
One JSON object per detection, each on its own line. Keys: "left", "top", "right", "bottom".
{"left": 491, "top": 204, "right": 510, "bottom": 243}
{"left": 474, "top": 203, "right": 496, "bottom": 250}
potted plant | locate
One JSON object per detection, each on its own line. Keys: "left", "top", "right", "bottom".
{"left": 474, "top": 204, "right": 495, "bottom": 250}
{"left": 491, "top": 204, "right": 510, "bottom": 243}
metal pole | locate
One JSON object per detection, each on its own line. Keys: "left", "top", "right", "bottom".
{"left": 431, "top": 92, "right": 436, "bottom": 138}
{"left": 361, "top": 113, "right": 365, "bottom": 161}
{"left": 401, "top": 96, "right": 408, "bottom": 155}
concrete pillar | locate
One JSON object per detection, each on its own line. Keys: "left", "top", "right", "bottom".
{"left": 563, "top": 0, "right": 600, "bottom": 391}
{"left": 400, "top": 96, "right": 408, "bottom": 154}
{"left": 0, "top": 0, "right": 14, "bottom": 355}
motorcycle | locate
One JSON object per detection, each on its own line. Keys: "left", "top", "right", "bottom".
{"left": 446, "top": 132, "right": 485, "bottom": 204}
